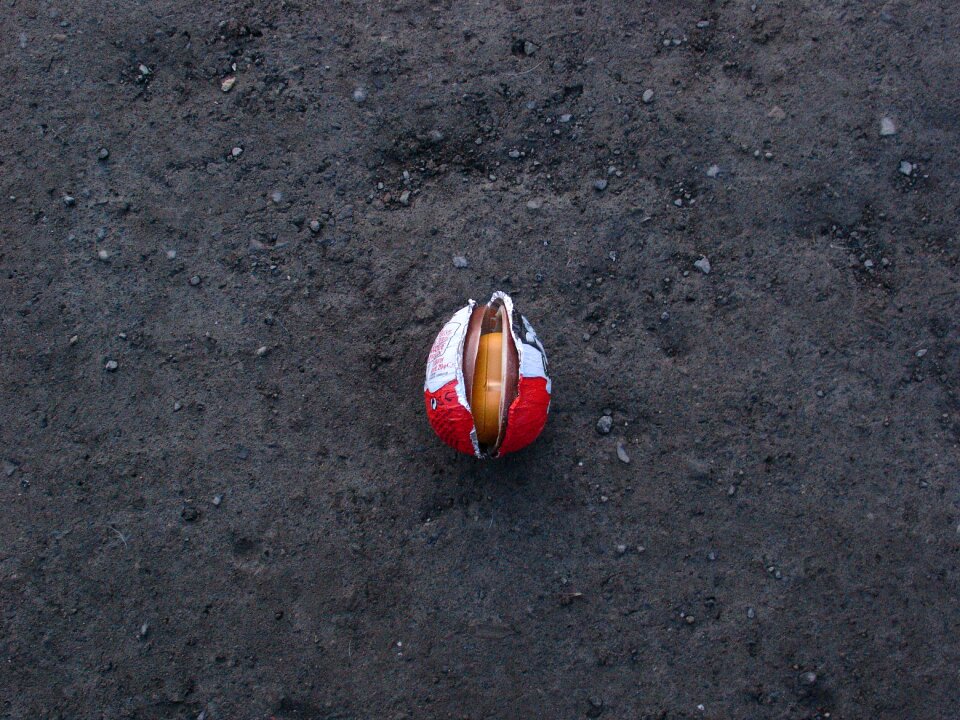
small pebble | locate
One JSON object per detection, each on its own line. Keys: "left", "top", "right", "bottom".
{"left": 642, "top": 88, "right": 655, "bottom": 103}
{"left": 523, "top": 40, "right": 536, "bottom": 56}
{"left": 352, "top": 86, "right": 367, "bottom": 103}
{"left": 694, "top": 257, "right": 711, "bottom": 274}
{"left": 526, "top": 198, "right": 543, "bottom": 210}
{"left": 767, "top": 105, "right": 787, "bottom": 121}
{"left": 256, "top": 345, "right": 269, "bottom": 357}
{"left": 508, "top": 149, "right": 521, "bottom": 159}
{"left": 616, "top": 442, "right": 631, "bottom": 464}
{"left": 212, "top": 494, "right": 223, "bottom": 507}
{"left": 166, "top": 249, "right": 177, "bottom": 259}
{"left": 696, "top": 20, "right": 711, "bottom": 28}
{"left": 189, "top": 275, "right": 201, "bottom": 286}
{"left": 899, "top": 160, "right": 913, "bottom": 176}
{"left": 452, "top": 255, "right": 469, "bottom": 269}
{"left": 221, "top": 76, "right": 236, "bottom": 92}
{"left": 96, "top": 227, "right": 107, "bottom": 240}
{"left": 69, "top": 335, "right": 78, "bottom": 345}
{"left": 270, "top": 190, "right": 283, "bottom": 203}
{"left": 596, "top": 415, "right": 613, "bottom": 435}
{"left": 231, "top": 146, "right": 243, "bottom": 157}
{"left": 616, "top": 544, "right": 627, "bottom": 555}
{"left": 309, "top": 219, "right": 321, "bottom": 233}
{"left": 399, "top": 190, "right": 411, "bottom": 206}
{"left": 104, "top": 360, "right": 119, "bottom": 371}
{"left": 864, "top": 259, "right": 874, "bottom": 268}
{"left": 559, "top": 113, "right": 572, "bottom": 123}
{"left": 747, "top": 606, "right": 756, "bottom": 619}
{"left": 705, "top": 164, "right": 720, "bottom": 178}
{"left": 138, "top": 64, "right": 150, "bottom": 75}
{"left": 97, "top": 249, "right": 110, "bottom": 261}
{"left": 63, "top": 195, "right": 75, "bottom": 206}
{"left": 593, "top": 178, "right": 608, "bottom": 191}
{"left": 880, "top": 117, "right": 897, "bottom": 136}
{"left": 97, "top": 147, "right": 110, "bottom": 160}
{"left": 139, "top": 622, "right": 149, "bottom": 638}
{"left": 800, "top": 671, "right": 818, "bottom": 686}
{"left": 915, "top": 348, "right": 927, "bottom": 358}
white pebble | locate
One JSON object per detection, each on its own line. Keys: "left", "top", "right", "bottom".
{"left": 642, "top": 88, "right": 655, "bottom": 103}
{"left": 706, "top": 164, "right": 720, "bottom": 178}
{"left": 694, "top": 256, "right": 712, "bottom": 274}
{"left": 880, "top": 117, "right": 897, "bottom": 136}
{"left": 899, "top": 160, "right": 913, "bottom": 176}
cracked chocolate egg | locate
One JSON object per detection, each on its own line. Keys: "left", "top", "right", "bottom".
{"left": 424, "top": 291, "right": 551, "bottom": 457}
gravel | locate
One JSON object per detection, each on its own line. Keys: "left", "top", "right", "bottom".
{"left": 694, "top": 256, "right": 712, "bottom": 274}
{"left": 899, "top": 160, "right": 913, "bottom": 176}
{"left": 880, "top": 117, "right": 897, "bottom": 136}
{"left": 596, "top": 415, "right": 613, "bottom": 434}
{"left": 104, "top": 360, "right": 119, "bottom": 371}
{"left": 352, "top": 86, "right": 368, "bottom": 103}
{"left": 616, "top": 442, "right": 631, "bottom": 464}
{"left": 593, "top": 178, "right": 608, "bottom": 191}
{"left": 642, "top": 88, "right": 655, "bottom": 103}
{"left": 97, "top": 147, "right": 110, "bottom": 160}
{"left": 452, "top": 255, "right": 469, "bottom": 269}
{"left": 706, "top": 164, "right": 720, "bottom": 178}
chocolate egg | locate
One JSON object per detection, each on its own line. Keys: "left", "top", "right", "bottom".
{"left": 424, "top": 292, "right": 551, "bottom": 457}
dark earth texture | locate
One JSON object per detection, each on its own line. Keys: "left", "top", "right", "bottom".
{"left": 2, "top": 1, "right": 960, "bottom": 718}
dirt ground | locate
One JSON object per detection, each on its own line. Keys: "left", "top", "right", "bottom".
{"left": 2, "top": 1, "right": 959, "bottom": 718}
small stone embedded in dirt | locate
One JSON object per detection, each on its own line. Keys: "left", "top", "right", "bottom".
{"left": 212, "top": 494, "right": 223, "bottom": 506}
{"left": 165, "top": 249, "right": 176, "bottom": 259}
{"left": 523, "top": 40, "right": 536, "bottom": 55}
{"left": 694, "top": 256, "right": 712, "bottom": 274}
{"left": 97, "top": 249, "right": 110, "bottom": 261}
{"left": 256, "top": 345, "right": 269, "bottom": 357}
{"left": 352, "top": 86, "right": 367, "bottom": 103}
{"left": 3, "top": 460, "right": 18, "bottom": 477}
{"left": 221, "top": 76, "right": 236, "bottom": 92}
{"left": 596, "top": 415, "right": 613, "bottom": 434}
{"left": 189, "top": 275, "right": 201, "bottom": 286}
{"left": 642, "top": 88, "right": 655, "bottom": 103}
{"left": 767, "top": 105, "right": 787, "bottom": 121}
{"left": 800, "top": 671, "right": 818, "bottom": 686}
{"left": 231, "top": 146, "right": 243, "bottom": 157}
{"left": 69, "top": 335, "right": 78, "bottom": 345}
{"left": 616, "top": 544, "right": 627, "bottom": 554}
{"left": 399, "top": 190, "right": 411, "bottom": 206}
{"left": 593, "top": 178, "right": 608, "bottom": 191}
{"left": 586, "top": 696, "right": 604, "bottom": 718}
{"left": 706, "top": 164, "right": 720, "bottom": 178}
{"left": 309, "top": 219, "right": 321, "bottom": 233}
{"left": 526, "top": 198, "right": 543, "bottom": 210}
{"left": 508, "top": 149, "right": 521, "bottom": 158}
{"left": 104, "top": 360, "right": 119, "bottom": 371}
{"left": 139, "top": 622, "right": 149, "bottom": 638}
{"left": 97, "top": 147, "right": 109, "bottom": 160}
{"left": 452, "top": 255, "right": 469, "bottom": 269}
{"left": 616, "top": 442, "right": 631, "bottom": 464}
{"left": 915, "top": 348, "right": 927, "bottom": 357}
{"left": 181, "top": 506, "right": 200, "bottom": 522}
{"left": 880, "top": 117, "right": 897, "bottom": 136}
{"left": 63, "top": 195, "right": 75, "bottom": 206}
{"left": 559, "top": 113, "right": 572, "bottom": 123}
{"left": 173, "top": 401, "right": 182, "bottom": 411}
{"left": 697, "top": 20, "right": 711, "bottom": 28}
{"left": 271, "top": 190, "right": 284, "bottom": 204}
{"left": 899, "top": 160, "right": 913, "bottom": 176}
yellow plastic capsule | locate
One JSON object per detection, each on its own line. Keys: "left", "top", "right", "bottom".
{"left": 472, "top": 332, "right": 504, "bottom": 446}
